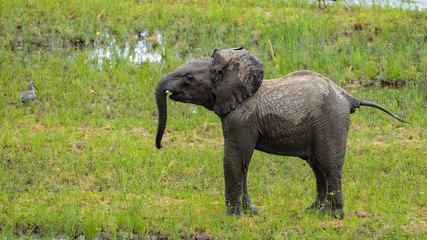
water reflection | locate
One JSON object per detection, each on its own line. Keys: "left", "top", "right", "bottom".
{"left": 88, "top": 29, "right": 163, "bottom": 70}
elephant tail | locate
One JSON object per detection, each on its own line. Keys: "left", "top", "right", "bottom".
{"left": 356, "top": 100, "right": 409, "bottom": 123}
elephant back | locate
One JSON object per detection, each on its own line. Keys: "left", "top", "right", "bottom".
{"left": 212, "top": 47, "right": 264, "bottom": 96}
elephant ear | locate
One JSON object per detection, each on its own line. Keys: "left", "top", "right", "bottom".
{"left": 211, "top": 47, "right": 264, "bottom": 116}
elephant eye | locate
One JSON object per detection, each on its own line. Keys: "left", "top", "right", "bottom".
{"left": 185, "top": 74, "right": 194, "bottom": 82}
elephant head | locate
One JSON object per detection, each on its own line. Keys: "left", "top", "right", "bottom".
{"left": 155, "top": 47, "right": 264, "bottom": 149}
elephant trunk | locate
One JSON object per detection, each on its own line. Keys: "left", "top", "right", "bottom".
{"left": 155, "top": 76, "right": 170, "bottom": 149}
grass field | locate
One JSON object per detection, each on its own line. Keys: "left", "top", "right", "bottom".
{"left": 0, "top": 0, "right": 426, "bottom": 239}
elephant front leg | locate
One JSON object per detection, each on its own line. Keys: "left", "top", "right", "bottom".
{"left": 223, "top": 159, "right": 244, "bottom": 216}
{"left": 223, "top": 143, "right": 255, "bottom": 216}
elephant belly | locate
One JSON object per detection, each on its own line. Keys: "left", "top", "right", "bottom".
{"left": 255, "top": 121, "right": 313, "bottom": 159}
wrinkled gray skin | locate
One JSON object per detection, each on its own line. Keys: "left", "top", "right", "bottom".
{"left": 155, "top": 48, "right": 407, "bottom": 219}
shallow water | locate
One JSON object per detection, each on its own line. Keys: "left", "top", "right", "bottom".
{"left": 310, "top": 0, "right": 427, "bottom": 10}
{"left": 88, "top": 29, "right": 163, "bottom": 70}
{"left": 349, "top": 0, "right": 427, "bottom": 10}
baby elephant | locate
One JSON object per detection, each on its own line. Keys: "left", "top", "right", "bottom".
{"left": 154, "top": 48, "right": 407, "bottom": 218}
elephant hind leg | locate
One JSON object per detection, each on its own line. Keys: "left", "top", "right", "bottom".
{"left": 313, "top": 152, "right": 346, "bottom": 218}
{"left": 316, "top": 169, "right": 345, "bottom": 219}
{"left": 305, "top": 161, "right": 327, "bottom": 211}
{"left": 311, "top": 115, "right": 349, "bottom": 219}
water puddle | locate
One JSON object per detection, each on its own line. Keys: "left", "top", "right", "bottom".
{"left": 347, "top": 0, "right": 427, "bottom": 10}
{"left": 13, "top": 27, "right": 55, "bottom": 52}
{"left": 12, "top": 28, "right": 164, "bottom": 69}
{"left": 88, "top": 29, "right": 164, "bottom": 70}
{"left": 313, "top": 0, "right": 427, "bottom": 10}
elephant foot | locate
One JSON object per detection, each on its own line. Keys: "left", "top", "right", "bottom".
{"left": 242, "top": 201, "right": 259, "bottom": 215}
{"left": 304, "top": 199, "right": 325, "bottom": 211}
{"left": 226, "top": 203, "right": 243, "bottom": 217}
{"left": 316, "top": 202, "right": 344, "bottom": 219}
{"left": 226, "top": 209, "right": 243, "bottom": 217}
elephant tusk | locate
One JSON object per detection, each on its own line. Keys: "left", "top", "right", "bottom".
{"left": 165, "top": 90, "right": 170, "bottom": 94}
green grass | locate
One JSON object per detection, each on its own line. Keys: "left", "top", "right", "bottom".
{"left": 0, "top": 0, "right": 426, "bottom": 239}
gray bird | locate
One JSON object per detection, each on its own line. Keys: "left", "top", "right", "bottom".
{"left": 20, "top": 81, "right": 37, "bottom": 103}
